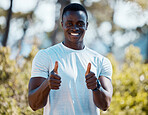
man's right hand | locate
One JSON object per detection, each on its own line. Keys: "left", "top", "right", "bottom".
{"left": 48, "top": 61, "right": 61, "bottom": 90}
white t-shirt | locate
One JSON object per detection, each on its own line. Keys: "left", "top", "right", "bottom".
{"left": 31, "top": 42, "right": 112, "bottom": 115}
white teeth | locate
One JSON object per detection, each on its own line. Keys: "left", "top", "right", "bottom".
{"left": 71, "top": 33, "right": 79, "bottom": 36}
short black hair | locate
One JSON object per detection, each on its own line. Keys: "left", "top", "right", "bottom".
{"left": 62, "top": 3, "right": 88, "bottom": 21}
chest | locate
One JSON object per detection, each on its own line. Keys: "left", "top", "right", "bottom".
{"left": 51, "top": 54, "right": 99, "bottom": 85}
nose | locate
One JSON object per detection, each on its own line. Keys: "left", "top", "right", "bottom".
{"left": 72, "top": 24, "right": 79, "bottom": 31}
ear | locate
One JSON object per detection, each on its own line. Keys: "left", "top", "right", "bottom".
{"left": 86, "top": 22, "right": 88, "bottom": 30}
{"left": 61, "top": 21, "right": 63, "bottom": 28}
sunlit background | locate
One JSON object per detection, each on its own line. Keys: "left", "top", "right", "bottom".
{"left": 0, "top": 0, "right": 148, "bottom": 115}
{"left": 0, "top": 0, "right": 147, "bottom": 61}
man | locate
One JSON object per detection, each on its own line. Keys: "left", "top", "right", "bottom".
{"left": 28, "top": 3, "right": 113, "bottom": 115}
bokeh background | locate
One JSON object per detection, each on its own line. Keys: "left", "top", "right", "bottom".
{"left": 0, "top": 0, "right": 148, "bottom": 115}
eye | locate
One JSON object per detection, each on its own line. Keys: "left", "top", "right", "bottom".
{"left": 78, "top": 22, "right": 84, "bottom": 27}
{"left": 66, "top": 22, "right": 72, "bottom": 26}
{"left": 78, "top": 23, "right": 82, "bottom": 26}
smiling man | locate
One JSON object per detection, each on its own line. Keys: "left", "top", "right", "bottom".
{"left": 61, "top": 9, "right": 88, "bottom": 50}
{"left": 28, "top": 3, "right": 113, "bottom": 115}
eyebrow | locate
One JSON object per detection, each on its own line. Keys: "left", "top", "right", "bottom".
{"left": 78, "top": 21, "right": 85, "bottom": 23}
{"left": 66, "top": 20, "right": 85, "bottom": 23}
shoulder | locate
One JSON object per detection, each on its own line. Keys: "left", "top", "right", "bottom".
{"left": 36, "top": 43, "right": 62, "bottom": 56}
{"left": 45, "top": 43, "right": 63, "bottom": 54}
{"left": 85, "top": 46, "right": 104, "bottom": 59}
{"left": 85, "top": 46, "right": 112, "bottom": 65}
{"left": 45, "top": 43, "right": 61, "bottom": 52}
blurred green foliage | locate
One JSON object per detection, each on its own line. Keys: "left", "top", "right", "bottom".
{"left": 0, "top": 46, "right": 42, "bottom": 115}
{"left": 0, "top": 45, "right": 147, "bottom": 115}
{"left": 101, "top": 45, "right": 148, "bottom": 115}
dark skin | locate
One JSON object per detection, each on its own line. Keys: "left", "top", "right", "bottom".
{"left": 28, "top": 10, "right": 113, "bottom": 111}
{"left": 61, "top": 11, "right": 88, "bottom": 50}
{"left": 28, "top": 61, "right": 61, "bottom": 110}
{"left": 85, "top": 63, "right": 113, "bottom": 111}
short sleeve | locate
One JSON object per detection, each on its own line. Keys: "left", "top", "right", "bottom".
{"left": 99, "top": 57, "right": 112, "bottom": 80}
{"left": 31, "top": 50, "right": 50, "bottom": 78}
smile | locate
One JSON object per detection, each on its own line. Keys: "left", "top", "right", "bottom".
{"left": 70, "top": 33, "right": 79, "bottom": 36}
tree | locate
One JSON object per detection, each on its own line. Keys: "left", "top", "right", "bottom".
{"left": 101, "top": 45, "right": 148, "bottom": 114}
{"left": 0, "top": 46, "right": 43, "bottom": 114}
{"left": 2, "top": 0, "right": 13, "bottom": 46}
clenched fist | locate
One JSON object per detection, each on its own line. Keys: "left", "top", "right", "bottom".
{"left": 48, "top": 61, "right": 61, "bottom": 90}
{"left": 85, "top": 63, "right": 97, "bottom": 90}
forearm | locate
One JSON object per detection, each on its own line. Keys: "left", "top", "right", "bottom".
{"left": 93, "top": 87, "right": 112, "bottom": 111}
{"left": 28, "top": 79, "right": 50, "bottom": 111}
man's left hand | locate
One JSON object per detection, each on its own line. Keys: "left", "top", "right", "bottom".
{"left": 85, "top": 63, "right": 97, "bottom": 90}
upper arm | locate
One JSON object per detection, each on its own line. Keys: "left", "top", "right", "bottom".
{"left": 99, "top": 76, "right": 113, "bottom": 96}
{"left": 29, "top": 50, "right": 50, "bottom": 92}
{"left": 99, "top": 57, "right": 112, "bottom": 80}
{"left": 98, "top": 57, "right": 113, "bottom": 95}
{"left": 31, "top": 50, "right": 51, "bottom": 79}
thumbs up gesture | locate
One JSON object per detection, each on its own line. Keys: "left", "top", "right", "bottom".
{"left": 85, "top": 63, "right": 97, "bottom": 90}
{"left": 48, "top": 61, "right": 61, "bottom": 90}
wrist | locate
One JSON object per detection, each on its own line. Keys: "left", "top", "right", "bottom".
{"left": 92, "top": 79, "right": 101, "bottom": 91}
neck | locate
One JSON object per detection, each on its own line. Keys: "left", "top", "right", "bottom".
{"left": 63, "top": 41, "right": 84, "bottom": 50}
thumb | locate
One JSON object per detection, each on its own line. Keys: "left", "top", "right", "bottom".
{"left": 54, "top": 61, "right": 58, "bottom": 74}
{"left": 85, "top": 63, "right": 91, "bottom": 76}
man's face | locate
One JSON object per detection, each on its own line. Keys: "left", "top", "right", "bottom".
{"left": 61, "top": 10, "right": 88, "bottom": 44}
